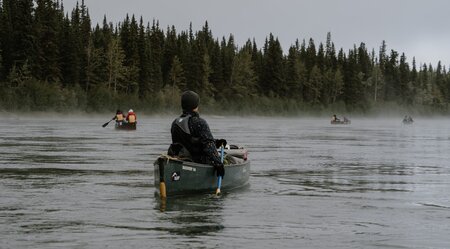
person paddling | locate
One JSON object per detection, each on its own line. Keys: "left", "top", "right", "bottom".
{"left": 168, "top": 90, "right": 226, "bottom": 178}
{"left": 332, "top": 114, "right": 340, "bottom": 122}
{"left": 126, "top": 109, "right": 137, "bottom": 128}
{"left": 114, "top": 109, "right": 125, "bottom": 126}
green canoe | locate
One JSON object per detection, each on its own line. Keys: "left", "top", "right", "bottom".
{"left": 154, "top": 150, "right": 250, "bottom": 197}
{"left": 115, "top": 122, "right": 137, "bottom": 130}
{"left": 330, "top": 120, "right": 351, "bottom": 125}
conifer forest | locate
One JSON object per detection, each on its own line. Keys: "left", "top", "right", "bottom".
{"left": 1, "top": 0, "right": 449, "bottom": 114}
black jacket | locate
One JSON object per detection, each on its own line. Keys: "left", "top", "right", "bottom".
{"left": 170, "top": 111, "right": 222, "bottom": 167}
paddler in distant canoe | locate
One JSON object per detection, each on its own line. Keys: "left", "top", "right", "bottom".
{"left": 123, "top": 109, "right": 137, "bottom": 129}
{"left": 113, "top": 109, "right": 125, "bottom": 126}
{"left": 331, "top": 114, "right": 340, "bottom": 122}
{"left": 126, "top": 109, "right": 137, "bottom": 124}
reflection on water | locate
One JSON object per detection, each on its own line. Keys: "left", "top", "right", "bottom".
{"left": 156, "top": 195, "right": 225, "bottom": 236}
{"left": 1, "top": 116, "right": 450, "bottom": 248}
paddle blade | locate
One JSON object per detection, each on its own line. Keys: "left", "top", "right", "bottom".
{"left": 216, "top": 147, "right": 224, "bottom": 195}
{"left": 102, "top": 119, "right": 113, "bottom": 128}
{"left": 215, "top": 176, "right": 222, "bottom": 195}
{"left": 160, "top": 182, "right": 167, "bottom": 198}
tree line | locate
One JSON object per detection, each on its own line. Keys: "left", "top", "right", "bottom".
{"left": 1, "top": 0, "right": 449, "bottom": 114}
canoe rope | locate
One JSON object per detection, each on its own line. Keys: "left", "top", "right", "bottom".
{"left": 159, "top": 154, "right": 190, "bottom": 162}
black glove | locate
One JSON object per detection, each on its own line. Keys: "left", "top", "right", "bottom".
{"left": 215, "top": 139, "right": 227, "bottom": 148}
{"left": 214, "top": 164, "right": 225, "bottom": 178}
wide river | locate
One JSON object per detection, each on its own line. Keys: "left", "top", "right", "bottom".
{"left": 1, "top": 115, "right": 449, "bottom": 248}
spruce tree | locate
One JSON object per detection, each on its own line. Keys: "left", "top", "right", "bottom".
{"left": 34, "top": 0, "right": 61, "bottom": 82}
{"left": 305, "top": 65, "right": 322, "bottom": 104}
{"left": 79, "top": 0, "right": 92, "bottom": 90}
{"left": 228, "top": 49, "right": 257, "bottom": 99}
{"left": 261, "top": 33, "right": 284, "bottom": 96}
{"left": 176, "top": 30, "right": 191, "bottom": 89}
{"left": 343, "top": 49, "right": 366, "bottom": 110}
{"left": 331, "top": 68, "right": 344, "bottom": 103}
{"left": 221, "top": 35, "right": 236, "bottom": 93}
{"left": 168, "top": 55, "right": 186, "bottom": 91}
{"left": 434, "top": 61, "right": 446, "bottom": 106}
{"left": 200, "top": 48, "right": 213, "bottom": 97}
{"left": 85, "top": 35, "right": 103, "bottom": 88}
{"left": 369, "top": 65, "right": 384, "bottom": 103}
{"left": 68, "top": 2, "right": 82, "bottom": 86}
{"left": 89, "top": 23, "right": 109, "bottom": 85}
{"left": 317, "top": 43, "right": 325, "bottom": 72}
{"left": 0, "top": 45, "right": 3, "bottom": 82}
{"left": 162, "top": 25, "right": 177, "bottom": 87}
{"left": 137, "top": 17, "right": 150, "bottom": 98}
{"left": 285, "top": 45, "right": 302, "bottom": 99}
{"left": 305, "top": 38, "right": 316, "bottom": 72}
{"left": 119, "top": 15, "right": 139, "bottom": 94}
{"left": 321, "top": 68, "right": 334, "bottom": 106}
{"left": 398, "top": 53, "right": 411, "bottom": 104}
{"left": 148, "top": 20, "right": 163, "bottom": 93}
{"left": 357, "top": 43, "right": 371, "bottom": 81}
{"left": 60, "top": 13, "right": 79, "bottom": 86}
{"left": 1, "top": 0, "right": 34, "bottom": 76}
{"left": 209, "top": 40, "right": 224, "bottom": 97}
{"left": 250, "top": 39, "right": 263, "bottom": 93}
{"left": 106, "top": 36, "right": 126, "bottom": 93}
{"left": 325, "top": 32, "right": 337, "bottom": 70}
{"left": 384, "top": 49, "right": 399, "bottom": 101}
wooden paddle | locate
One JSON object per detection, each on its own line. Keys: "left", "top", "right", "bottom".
{"left": 102, "top": 117, "right": 115, "bottom": 128}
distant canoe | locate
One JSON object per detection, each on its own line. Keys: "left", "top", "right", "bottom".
{"left": 402, "top": 120, "right": 413, "bottom": 125}
{"left": 115, "top": 122, "right": 137, "bottom": 130}
{"left": 154, "top": 151, "right": 250, "bottom": 197}
{"left": 331, "top": 120, "right": 351, "bottom": 125}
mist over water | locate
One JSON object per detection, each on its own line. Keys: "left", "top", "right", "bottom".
{"left": 1, "top": 115, "right": 450, "bottom": 248}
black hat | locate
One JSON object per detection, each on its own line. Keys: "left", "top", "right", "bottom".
{"left": 181, "top": 91, "right": 200, "bottom": 111}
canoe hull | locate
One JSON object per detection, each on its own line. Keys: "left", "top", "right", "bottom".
{"left": 331, "top": 120, "right": 351, "bottom": 125}
{"left": 115, "top": 122, "right": 137, "bottom": 130}
{"left": 154, "top": 156, "right": 250, "bottom": 196}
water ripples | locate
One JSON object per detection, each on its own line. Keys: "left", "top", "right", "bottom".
{"left": 1, "top": 116, "right": 450, "bottom": 248}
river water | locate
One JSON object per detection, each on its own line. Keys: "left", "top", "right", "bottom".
{"left": 1, "top": 115, "right": 449, "bottom": 248}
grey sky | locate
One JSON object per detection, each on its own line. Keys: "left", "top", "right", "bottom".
{"left": 62, "top": 0, "right": 450, "bottom": 67}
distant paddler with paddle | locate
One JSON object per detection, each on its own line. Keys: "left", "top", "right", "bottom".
{"left": 115, "top": 109, "right": 126, "bottom": 125}
{"left": 168, "top": 90, "right": 226, "bottom": 185}
{"left": 102, "top": 109, "right": 125, "bottom": 128}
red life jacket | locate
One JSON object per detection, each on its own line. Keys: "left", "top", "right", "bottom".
{"left": 127, "top": 112, "right": 136, "bottom": 123}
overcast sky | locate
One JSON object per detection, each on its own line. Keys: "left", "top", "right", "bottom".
{"left": 62, "top": 0, "right": 450, "bottom": 67}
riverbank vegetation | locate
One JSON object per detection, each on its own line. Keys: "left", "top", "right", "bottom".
{"left": 1, "top": 0, "right": 449, "bottom": 115}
